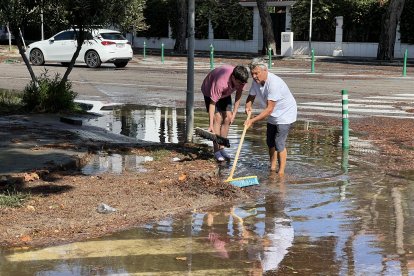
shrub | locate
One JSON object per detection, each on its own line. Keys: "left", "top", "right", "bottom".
{"left": 0, "top": 89, "right": 23, "bottom": 114}
{"left": 22, "top": 70, "right": 77, "bottom": 113}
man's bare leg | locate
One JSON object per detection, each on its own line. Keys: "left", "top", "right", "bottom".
{"left": 218, "top": 111, "right": 232, "bottom": 151}
{"left": 213, "top": 112, "right": 224, "bottom": 153}
{"left": 277, "top": 148, "right": 287, "bottom": 176}
{"left": 269, "top": 147, "right": 277, "bottom": 171}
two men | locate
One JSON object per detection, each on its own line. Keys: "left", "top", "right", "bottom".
{"left": 201, "top": 58, "right": 297, "bottom": 175}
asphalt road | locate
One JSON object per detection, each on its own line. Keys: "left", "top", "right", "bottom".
{"left": 1, "top": 56, "right": 413, "bottom": 119}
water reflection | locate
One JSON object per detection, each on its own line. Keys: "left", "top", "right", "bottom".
{"left": 2, "top": 104, "right": 414, "bottom": 275}
{"left": 81, "top": 153, "right": 153, "bottom": 175}
{"left": 82, "top": 105, "right": 185, "bottom": 143}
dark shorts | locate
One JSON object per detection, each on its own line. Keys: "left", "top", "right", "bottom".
{"left": 266, "top": 123, "right": 292, "bottom": 151}
{"left": 204, "top": 95, "right": 232, "bottom": 113}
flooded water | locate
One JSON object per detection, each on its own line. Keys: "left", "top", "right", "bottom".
{"left": 1, "top": 104, "right": 414, "bottom": 275}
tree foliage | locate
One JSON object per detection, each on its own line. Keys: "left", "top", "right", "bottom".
{"left": 0, "top": 0, "right": 41, "bottom": 83}
{"left": 138, "top": 0, "right": 252, "bottom": 41}
{"left": 138, "top": 0, "right": 170, "bottom": 38}
{"left": 111, "top": 0, "right": 147, "bottom": 34}
{"left": 400, "top": 0, "right": 414, "bottom": 44}
{"left": 290, "top": 0, "right": 411, "bottom": 43}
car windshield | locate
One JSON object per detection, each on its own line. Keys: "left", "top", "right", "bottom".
{"left": 100, "top": 33, "right": 126, "bottom": 40}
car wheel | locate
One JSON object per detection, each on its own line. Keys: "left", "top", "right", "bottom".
{"left": 114, "top": 61, "right": 128, "bottom": 68}
{"left": 30, "top": 49, "right": 45, "bottom": 66}
{"left": 85, "top": 50, "right": 101, "bottom": 68}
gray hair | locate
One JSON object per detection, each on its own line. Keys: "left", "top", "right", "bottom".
{"left": 249, "top": 57, "right": 268, "bottom": 71}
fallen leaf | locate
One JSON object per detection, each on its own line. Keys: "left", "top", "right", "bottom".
{"left": 20, "top": 235, "right": 32, "bottom": 242}
{"left": 24, "top": 172, "right": 40, "bottom": 182}
{"left": 27, "top": 205, "right": 35, "bottom": 211}
{"left": 175, "top": 256, "right": 187, "bottom": 261}
{"left": 178, "top": 174, "right": 187, "bottom": 182}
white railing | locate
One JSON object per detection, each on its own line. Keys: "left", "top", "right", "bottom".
{"left": 129, "top": 35, "right": 414, "bottom": 58}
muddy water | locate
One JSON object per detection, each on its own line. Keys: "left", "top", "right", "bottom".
{"left": 1, "top": 105, "right": 414, "bottom": 275}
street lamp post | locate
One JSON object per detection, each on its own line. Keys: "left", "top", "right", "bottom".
{"left": 40, "top": 0, "right": 44, "bottom": 40}
{"left": 185, "top": 0, "right": 195, "bottom": 142}
{"left": 41, "top": 8, "right": 44, "bottom": 40}
{"left": 308, "top": 0, "right": 313, "bottom": 55}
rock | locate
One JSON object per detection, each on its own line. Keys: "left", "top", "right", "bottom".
{"left": 96, "top": 203, "right": 116, "bottom": 214}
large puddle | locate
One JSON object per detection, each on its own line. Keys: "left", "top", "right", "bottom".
{"left": 1, "top": 104, "right": 414, "bottom": 275}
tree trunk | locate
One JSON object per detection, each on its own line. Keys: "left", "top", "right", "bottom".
{"left": 377, "top": 0, "right": 406, "bottom": 60}
{"left": 10, "top": 27, "right": 37, "bottom": 85}
{"left": 256, "top": 0, "right": 276, "bottom": 55}
{"left": 62, "top": 27, "right": 86, "bottom": 84}
{"left": 174, "top": 0, "right": 187, "bottom": 53}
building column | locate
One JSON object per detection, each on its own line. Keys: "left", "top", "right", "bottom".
{"left": 253, "top": 7, "right": 262, "bottom": 53}
{"left": 208, "top": 19, "right": 214, "bottom": 45}
{"left": 333, "top": 16, "right": 343, "bottom": 56}
{"left": 285, "top": 5, "right": 292, "bottom": 31}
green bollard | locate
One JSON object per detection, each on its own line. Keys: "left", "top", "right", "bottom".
{"left": 342, "top": 89, "right": 349, "bottom": 149}
{"left": 268, "top": 48, "right": 272, "bottom": 69}
{"left": 311, "top": 48, "right": 315, "bottom": 73}
{"left": 340, "top": 148, "right": 349, "bottom": 201}
{"left": 143, "top": 41, "right": 146, "bottom": 59}
{"left": 209, "top": 44, "right": 214, "bottom": 70}
{"left": 403, "top": 49, "right": 408, "bottom": 77}
{"left": 161, "top": 43, "right": 164, "bottom": 64}
{"left": 341, "top": 148, "right": 349, "bottom": 174}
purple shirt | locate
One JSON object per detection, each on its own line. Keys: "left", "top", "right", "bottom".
{"left": 201, "top": 65, "right": 245, "bottom": 102}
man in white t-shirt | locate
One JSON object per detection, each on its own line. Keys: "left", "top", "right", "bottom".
{"left": 244, "top": 58, "right": 297, "bottom": 176}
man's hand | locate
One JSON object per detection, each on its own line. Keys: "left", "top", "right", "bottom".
{"left": 230, "top": 112, "right": 236, "bottom": 124}
{"left": 245, "top": 106, "right": 252, "bottom": 115}
{"left": 244, "top": 119, "right": 253, "bottom": 129}
{"left": 208, "top": 125, "right": 215, "bottom": 133}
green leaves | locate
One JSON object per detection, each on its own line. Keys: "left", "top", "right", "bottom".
{"left": 291, "top": 0, "right": 389, "bottom": 42}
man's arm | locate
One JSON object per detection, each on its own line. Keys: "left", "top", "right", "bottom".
{"left": 231, "top": 89, "right": 243, "bottom": 124}
{"left": 208, "top": 100, "right": 216, "bottom": 132}
{"left": 245, "top": 94, "right": 255, "bottom": 114}
{"left": 245, "top": 100, "right": 275, "bottom": 128}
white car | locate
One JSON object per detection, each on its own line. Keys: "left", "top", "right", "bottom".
{"left": 26, "top": 29, "right": 133, "bottom": 68}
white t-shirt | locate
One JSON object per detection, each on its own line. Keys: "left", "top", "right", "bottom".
{"left": 249, "top": 72, "right": 297, "bottom": 124}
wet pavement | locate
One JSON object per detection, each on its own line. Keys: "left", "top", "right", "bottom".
{"left": 1, "top": 105, "right": 414, "bottom": 275}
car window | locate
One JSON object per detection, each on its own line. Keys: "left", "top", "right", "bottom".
{"left": 74, "top": 31, "right": 94, "bottom": 40}
{"left": 100, "top": 33, "right": 126, "bottom": 40}
{"left": 54, "top": 31, "right": 75, "bottom": 41}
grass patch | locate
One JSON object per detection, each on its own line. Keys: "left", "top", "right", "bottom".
{"left": 0, "top": 88, "right": 24, "bottom": 114}
{"left": 151, "top": 149, "right": 171, "bottom": 161}
{"left": 0, "top": 190, "right": 30, "bottom": 208}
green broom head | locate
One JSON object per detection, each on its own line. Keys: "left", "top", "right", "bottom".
{"left": 225, "top": 175, "right": 259, "bottom": 188}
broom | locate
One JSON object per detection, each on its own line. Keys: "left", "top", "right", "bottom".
{"left": 225, "top": 112, "right": 259, "bottom": 187}
{"left": 194, "top": 127, "right": 230, "bottom": 147}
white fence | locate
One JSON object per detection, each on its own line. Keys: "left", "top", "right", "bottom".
{"left": 130, "top": 35, "right": 414, "bottom": 58}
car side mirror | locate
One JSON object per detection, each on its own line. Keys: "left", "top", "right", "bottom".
{"left": 49, "top": 38, "right": 55, "bottom": 42}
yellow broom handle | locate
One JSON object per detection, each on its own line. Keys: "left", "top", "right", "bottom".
{"left": 228, "top": 112, "right": 251, "bottom": 180}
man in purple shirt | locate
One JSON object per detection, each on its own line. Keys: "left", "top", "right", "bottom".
{"left": 201, "top": 65, "right": 249, "bottom": 162}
